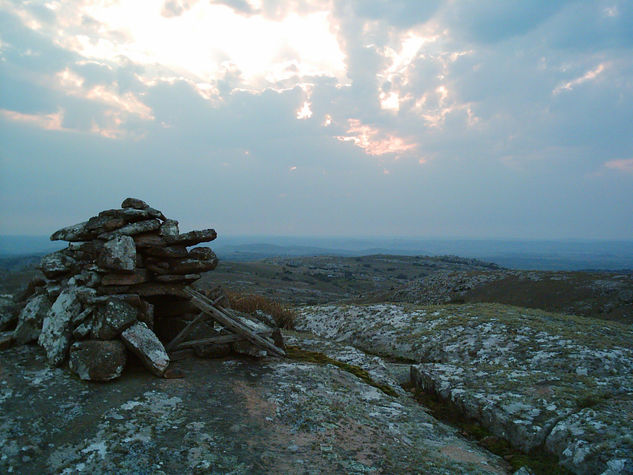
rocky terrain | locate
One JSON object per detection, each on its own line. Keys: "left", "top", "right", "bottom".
{"left": 296, "top": 303, "right": 633, "bottom": 474}
{"left": 1, "top": 246, "right": 632, "bottom": 473}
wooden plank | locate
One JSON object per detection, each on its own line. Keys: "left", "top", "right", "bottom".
{"left": 175, "top": 330, "right": 273, "bottom": 349}
{"left": 165, "top": 311, "right": 208, "bottom": 351}
{"left": 184, "top": 288, "right": 286, "bottom": 357}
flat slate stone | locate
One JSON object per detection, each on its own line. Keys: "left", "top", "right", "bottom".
{"left": 120, "top": 321, "right": 169, "bottom": 376}
{"left": 168, "top": 257, "right": 218, "bottom": 274}
{"left": 101, "top": 269, "right": 149, "bottom": 286}
{"left": 133, "top": 233, "right": 167, "bottom": 248}
{"left": 69, "top": 340, "right": 127, "bottom": 381}
{"left": 50, "top": 221, "right": 93, "bottom": 242}
{"left": 98, "top": 219, "right": 161, "bottom": 240}
{"left": 141, "top": 245, "right": 188, "bottom": 258}
{"left": 165, "top": 228, "right": 217, "bottom": 246}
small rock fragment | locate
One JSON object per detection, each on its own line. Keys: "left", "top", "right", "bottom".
{"left": 39, "top": 251, "right": 76, "bottom": 279}
{"left": 188, "top": 247, "right": 216, "bottom": 260}
{"left": 69, "top": 340, "right": 127, "bottom": 381}
{"left": 121, "top": 321, "right": 170, "bottom": 376}
{"left": 159, "top": 219, "right": 179, "bottom": 238}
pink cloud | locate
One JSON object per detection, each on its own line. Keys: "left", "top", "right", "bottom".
{"left": 604, "top": 158, "right": 633, "bottom": 173}
{"left": 335, "top": 119, "right": 416, "bottom": 156}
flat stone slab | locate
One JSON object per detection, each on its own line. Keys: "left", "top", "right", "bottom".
{"left": 120, "top": 322, "right": 169, "bottom": 376}
{"left": 297, "top": 303, "right": 633, "bottom": 474}
{"left": 0, "top": 344, "right": 509, "bottom": 474}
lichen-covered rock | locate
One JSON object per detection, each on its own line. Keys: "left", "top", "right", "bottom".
{"left": 91, "top": 299, "right": 137, "bottom": 340}
{"left": 38, "top": 288, "right": 85, "bottom": 366}
{"left": 49, "top": 221, "right": 92, "bottom": 241}
{"left": 69, "top": 340, "right": 127, "bottom": 381}
{"left": 13, "top": 294, "right": 50, "bottom": 344}
{"left": 98, "top": 219, "right": 161, "bottom": 240}
{"left": 39, "top": 251, "right": 76, "bottom": 279}
{"left": 121, "top": 322, "right": 169, "bottom": 376}
{"left": 0, "top": 294, "right": 16, "bottom": 331}
{"left": 0, "top": 344, "right": 509, "bottom": 474}
{"left": 297, "top": 303, "right": 633, "bottom": 474}
{"left": 188, "top": 246, "right": 216, "bottom": 260}
{"left": 159, "top": 219, "right": 179, "bottom": 238}
{"left": 165, "top": 228, "right": 217, "bottom": 246}
{"left": 97, "top": 235, "right": 136, "bottom": 272}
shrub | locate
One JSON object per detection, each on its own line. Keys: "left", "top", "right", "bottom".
{"left": 225, "top": 290, "right": 296, "bottom": 329}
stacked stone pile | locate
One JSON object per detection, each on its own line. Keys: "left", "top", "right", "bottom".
{"left": 7, "top": 198, "right": 219, "bottom": 380}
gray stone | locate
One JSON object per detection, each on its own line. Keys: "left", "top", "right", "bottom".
{"left": 69, "top": 340, "right": 127, "bottom": 381}
{"left": 154, "top": 273, "right": 200, "bottom": 283}
{"left": 168, "top": 257, "right": 218, "bottom": 274}
{"left": 38, "top": 288, "right": 84, "bottom": 366}
{"left": 120, "top": 322, "right": 170, "bottom": 376}
{"left": 101, "top": 269, "right": 149, "bottom": 286}
{"left": 14, "top": 294, "right": 50, "bottom": 344}
{"left": 188, "top": 247, "right": 216, "bottom": 260}
{"left": 232, "top": 340, "right": 267, "bottom": 358}
{"left": 141, "top": 245, "right": 188, "bottom": 258}
{"left": 133, "top": 233, "right": 166, "bottom": 248}
{"left": 39, "top": 251, "right": 76, "bottom": 279}
{"left": 165, "top": 228, "right": 217, "bottom": 246}
{"left": 159, "top": 219, "right": 179, "bottom": 239}
{"left": 98, "top": 235, "right": 136, "bottom": 272}
{"left": 121, "top": 197, "right": 149, "bottom": 209}
{"left": 92, "top": 299, "right": 138, "bottom": 340}
{"left": 98, "top": 219, "right": 161, "bottom": 240}
{"left": 0, "top": 294, "right": 16, "bottom": 331}
{"left": 50, "top": 221, "right": 93, "bottom": 242}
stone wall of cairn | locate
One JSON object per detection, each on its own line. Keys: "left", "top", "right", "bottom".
{"left": 7, "top": 198, "right": 218, "bottom": 381}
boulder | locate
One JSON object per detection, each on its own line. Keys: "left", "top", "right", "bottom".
{"left": 69, "top": 340, "right": 127, "bottom": 381}
{"left": 165, "top": 228, "right": 217, "bottom": 246}
{"left": 188, "top": 247, "right": 216, "bottom": 260}
{"left": 98, "top": 235, "right": 136, "bottom": 272}
{"left": 38, "top": 288, "right": 85, "bottom": 366}
{"left": 91, "top": 299, "right": 138, "bottom": 340}
{"left": 13, "top": 294, "right": 50, "bottom": 344}
{"left": 120, "top": 322, "right": 169, "bottom": 376}
{"left": 121, "top": 197, "right": 149, "bottom": 209}
{"left": 39, "top": 251, "right": 76, "bottom": 279}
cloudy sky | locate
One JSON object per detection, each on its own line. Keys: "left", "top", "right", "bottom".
{"left": 0, "top": 0, "right": 632, "bottom": 239}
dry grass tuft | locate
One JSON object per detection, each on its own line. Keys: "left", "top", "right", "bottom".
{"left": 226, "top": 291, "right": 296, "bottom": 329}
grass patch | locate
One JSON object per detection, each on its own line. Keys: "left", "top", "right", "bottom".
{"left": 285, "top": 345, "right": 399, "bottom": 397}
{"left": 402, "top": 384, "right": 572, "bottom": 474}
{"left": 226, "top": 291, "right": 296, "bottom": 329}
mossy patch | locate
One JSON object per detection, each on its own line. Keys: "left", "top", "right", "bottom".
{"left": 285, "top": 345, "right": 399, "bottom": 397}
{"left": 403, "top": 383, "right": 572, "bottom": 475}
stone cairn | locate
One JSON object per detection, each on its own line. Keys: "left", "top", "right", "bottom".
{"left": 2, "top": 198, "right": 282, "bottom": 381}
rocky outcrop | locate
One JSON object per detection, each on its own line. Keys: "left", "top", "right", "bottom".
{"left": 297, "top": 303, "right": 633, "bottom": 474}
{"left": 0, "top": 342, "right": 509, "bottom": 474}
{"left": 9, "top": 198, "right": 220, "bottom": 380}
